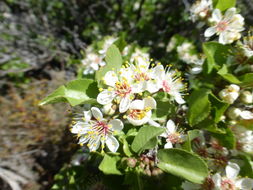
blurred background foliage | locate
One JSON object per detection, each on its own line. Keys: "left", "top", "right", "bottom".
{"left": 0, "top": 0, "right": 253, "bottom": 189}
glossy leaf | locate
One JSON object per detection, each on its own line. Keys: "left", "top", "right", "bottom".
{"left": 157, "top": 149, "right": 208, "bottom": 184}
{"left": 39, "top": 79, "right": 98, "bottom": 106}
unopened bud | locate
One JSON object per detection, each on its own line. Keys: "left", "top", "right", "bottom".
{"left": 144, "top": 168, "right": 152, "bottom": 176}
{"left": 151, "top": 168, "right": 163, "bottom": 176}
{"left": 227, "top": 107, "right": 242, "bottom": 119}
{"left": 240, "top": 91, "right": 253, "bottom": 104}
{"left": 127, "top": 158, "right": 137, "bottom": 168}
{"left": 102, "top": 103, "right": 116, "bottom": 115}
{"left": 219, "top": 84, "right": 240, "bottom": 104}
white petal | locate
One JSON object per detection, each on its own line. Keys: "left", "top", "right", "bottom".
{"left": 71, "top": 122, "right": 89, "bottom": 134}
{"left": 119, "top": 95, "right": 131, "bottom": 113}
{"left": 224, "top": 7, "right": 236, "bottom": 20}
{"left": 91, "top": 107, "right": 103, "bottom": 121}
{"left": 174, "top": 92, "right": 185, "bottom": 104}
{"left": 146, "top": 80, "right": 160, "bottom": 93}
{"left": 109, "top": 119, "right": 124, "bottom": 131}
{"left": 148, "top": 119, "right": 161, "bottom": 127}
{"left": 160, "top": 132, "right": 168, "bottom": 138}
{"left": 104, "top": 71, "right": 118, "bottom": 87}
{"left": 164, "top": 141, "right": 173, "bottom": 149}
{"left": 166, "top": 120, "right": 176, "bottom": 134}
{"left": 212, "top": 173, "right": 222, "bottom": 187}
{"left": 97, "top": 90, "right": 116, "bottom": 105}
{"left": 89, "top": 138, "right": 101, "bottom": 152}
{"left": 236, "top": 178, "right": 253, "bottom": 189}
{"left": 129, "top": 99, "right": 145, "bottom": 110}
{"left": 212, "top": 9, "right": 222, "bottom": 22}
{"left": 151, "top": 65, "right": 165, "bottom": 81}
{"left": 226, "top": 162, "right": 240, "bottom": 179}
{"left": 106, "top": 135, "right": 119, "bottom": 152}
{"left": 204, "top": 26, "right": 217, "bottom": 37}
{"left": 144, "top": 97, "right": 156, "bottom": 109}
{"left": 83, "top": 110, "right": 92, "bottom": 121}
{"left": 78, "top": 136, "right": 89, "bottom": 144}
{"left": 219, "top": 32, "right": 229, "bottom": 44}
{"left": 240, "top": 110, "right": 253, "bottom": 120}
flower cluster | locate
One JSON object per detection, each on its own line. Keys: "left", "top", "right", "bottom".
{"left": 71, "top": 48, "right": 187, "bottom": 153}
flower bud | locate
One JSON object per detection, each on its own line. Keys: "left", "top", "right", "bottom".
{"left": 126, "top": 158, "right": 137, "bottom": 168}
{"left": 219, "top": 84, "right": 240, "bottom": 104}
{"left": 227, "top": 107, "right": 242, "bottom": 119}
{"left": 102, "top": 103, "right": 116, "bottom": 115}
{"left": 151, "top": 168, "right": 163, "bottom": 176}
{"left": 240, "top": 91, "right": 253, "bottom": 104}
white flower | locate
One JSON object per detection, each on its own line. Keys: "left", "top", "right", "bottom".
{"left": 154, "top": 65, "right": 186, "bottom": 104}
{"left": 97, "top": 70, "right": 139, "bottom": 113}
{"left": 82, "top": 47, "right": 105, "bottom": 75}
{"left": 240, "top": 91, "right": 253, "bottom": 104}
{"left": 240, "top": 34, "right": 253, "bottom": 58}
{"left": 98, "top": 37, "right": 117, "bottom": 55}
{"left": 190, "top": 0, "right": 213, "bottom": 22}
{"left": 126, "top": 97, "right": 156, "bottom": 126}
{"left": 219, "top": 84, "right": 240, "bottom": 104}
{"left": 71, "top": 107, "right": 123, "bottom": 152}
{"left": 126, "top": 61, "right": 161, "bottom": 93}
{"left": 160, "top": 120, "right": 185, "bottom": 148}
{"left": 213, "top": 162, "right": 253, "bottom": 190}
{"left": 130, "top": 48, "right": 150, "bottom": 66}
{"left": 204, "top": 8, "right": 245, "bottom": 44}
{"left": 232, "top": 125, "right": 253, "bottom": 154}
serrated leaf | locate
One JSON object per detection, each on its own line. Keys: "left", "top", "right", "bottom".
{"left": 39, "top": 79, "right": 98, "bottom": 106}
{"left": 203, "top": 42, "right": 231, "bottom": 73}
{"left": 99, "top": 154, "right": 122, "bottom": 175}
{"left": 95, "top": 44, "right": 122, "bottom": 81}
{"left": 157, "top": 149, "right": 208, "bottom": 184}
{"left": 187, "top": 89, "right": 211, "bottom": 126}
{"left": 131, "top": 125, "right": 165, "bottom": 154}
{"left": 214, "top": 0, "right": 236, "bottom": 11}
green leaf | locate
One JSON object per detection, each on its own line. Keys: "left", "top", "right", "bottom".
{"left": 122, "top": 137, "right": 133, "bottom": 157}
{"left": 239, "top": 153, "right": 253, "bottom": 178}
{"left": 182, "top": 130, "right": 201, "bottom": 152}
{"left": 157, "top": 149, "right": 208, "bottom": 184}
{"left": 239, "top": 73, "right": 253, "bottom": 87}
{"left": 203, "top": 42, "right": 231, "bottom": 73}
{"left": 131, "top": 125, "right": 165, "bottom": 154}
{"left": 39, "top": 79, "right": 98, "bottom": 106}
{"left": 187, "top": 89, "right": 211, "bottom": 126}
{"left": 209, "top": 93, "right": 229, "bottom": 123}
{"left": 99, "top": 154, "right": 122, "bottom": 175}
{"left": 212, "top": 127, "right": 236, "bottom": 149}
{"left": 95, "top": 44, "right": 123, "bottom": 81}
{"left": 152, "top": 98, "right": 176, "bottom": 120}
{"left": 196, "top": 119, "right": 226, "bottom": 134}
{"left": 214, "top": 0, "right": 236, "bottom": 12}
{"left": 217, "top": 64, "right": 241, "bottom": 84}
